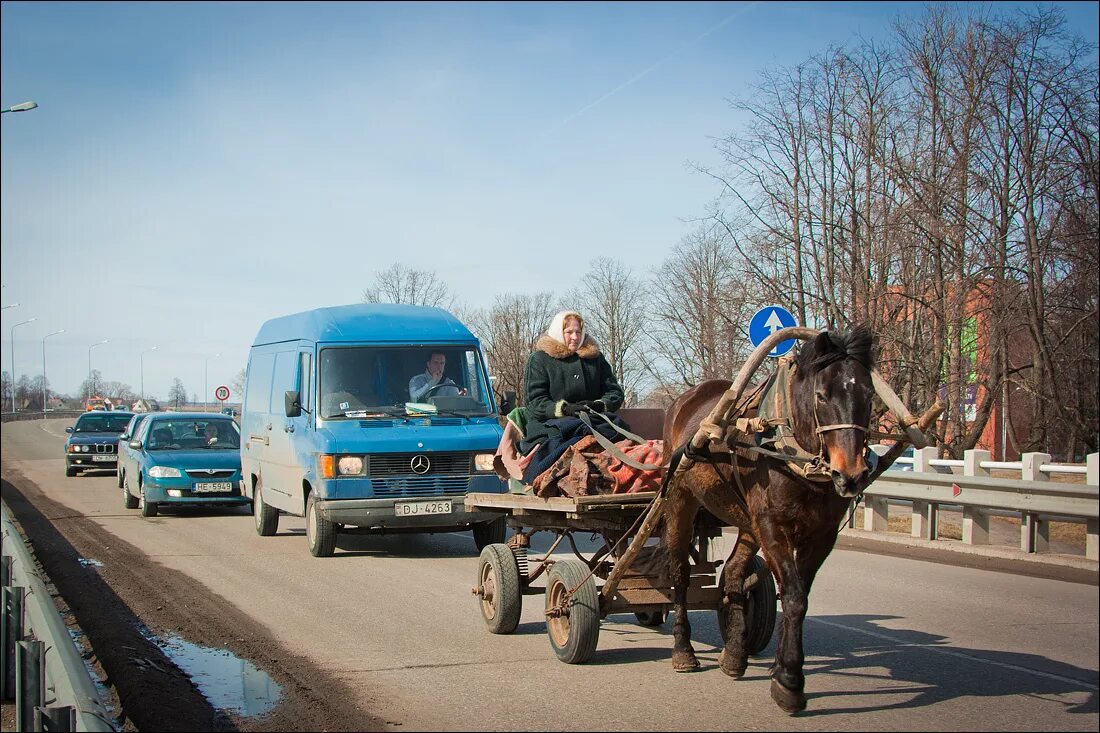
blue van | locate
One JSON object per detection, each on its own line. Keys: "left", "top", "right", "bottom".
{"left": 241, "top": 304, "right": 509, "bottom": 557}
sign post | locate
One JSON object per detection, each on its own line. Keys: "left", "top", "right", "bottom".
{"left": 748, "top": 305, "right": 799, "bottom": 357}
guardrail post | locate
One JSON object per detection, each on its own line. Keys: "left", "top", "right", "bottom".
{"left": 35, "top": 705, "right": 77, "bottom": 732}
{"left": 962, "top": 450, "right": 990, "bottom": 545}
{"left": 911, "top": 448, "right": 939, "bottom": 540}
{"left": 1, "top": 556, "right": 11, "bottom": 586}
{"left": 2, "top": 585, "right": 25, "bottom": 700}
{"left": 863, "top": 446, "right": 889, "bottom": 532}
{"left": 1086, "top": 454, "right": 1098, "bottom": 561}
{"left": 16, "top": 638, "right": 45, "bottom": 732}
{"left": 1020, "top": 453, "right": 1051, "bottom": 553}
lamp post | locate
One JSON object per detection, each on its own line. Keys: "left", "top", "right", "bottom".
{"left": 41, "top": 329, "right": 65, "bottom": 412}
{"left": 1, "top": 101, "right": 38, "bottom": 114}
{"left": 140, "top": 346, "right": 158, "bottom": 402}
{"left": 204, "top": 353, "right": 220, "bottom": 411}
{"left": 87, "top": 339, "right": 108, "bottom": 402}
{"left": 10, "top": 317, "right": 37, "bottom": 413}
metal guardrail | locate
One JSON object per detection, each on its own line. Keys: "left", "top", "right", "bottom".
{"left": 0, "top": 411, "right": 84, "bottom": 424}
{"left": 863, "top": 447, "right": 1099, "bottom": 560}
{"left": 1, "top": 499, "right": 114, "bottom": 731}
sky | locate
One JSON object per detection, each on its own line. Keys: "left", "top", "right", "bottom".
{"left": 2, "top": 1, "right": 1097, "bottom": 403}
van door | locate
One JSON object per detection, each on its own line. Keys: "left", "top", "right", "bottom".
{"left": 262, "top": 348, "right": 307, "bottom": 514}
{"left": 242, "top": 349, "right": 276, "bottom": 496}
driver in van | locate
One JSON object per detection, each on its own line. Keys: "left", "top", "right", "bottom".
{"left": 409, "top": 351, "right": 466, "bottom": 401}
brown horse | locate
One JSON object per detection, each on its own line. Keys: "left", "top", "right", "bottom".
{"left": 660, "top": 326, "right": 876, "bottom": 714}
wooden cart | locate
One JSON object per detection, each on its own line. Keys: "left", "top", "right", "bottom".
{"left": 466, "top": 490, "right": 777, "bottom": 664}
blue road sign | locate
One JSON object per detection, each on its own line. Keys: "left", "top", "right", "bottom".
{"left": 748, "top": 305, "right": 798, "bottom": 357}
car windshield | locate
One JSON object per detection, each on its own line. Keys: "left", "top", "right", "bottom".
{"left": 74, "top": 414, "right": 133, "bottom": 433}
{"left": 146, "top": 419, "right": 241, "bottom": 451}
{"left": 319, "top": 345, "right": 493, "bottom": 419}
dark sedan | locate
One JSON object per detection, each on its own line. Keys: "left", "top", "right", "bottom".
{"left": 65, "top": 411, "right": 134, "bottom": 476}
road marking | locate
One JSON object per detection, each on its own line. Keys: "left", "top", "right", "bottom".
{"left": 40, "top": 424, "right": 68, "bottom": 439}
{"left": 809, "top": 616, "right": 1099, "bottom": 690}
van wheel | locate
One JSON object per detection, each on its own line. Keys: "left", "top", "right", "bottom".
{"left": 473, "top": 515, "right": 507, "bottom": 552}
{"left": 306, "top": 493, "right": 336, "bottom": 557}
{"left": 253, "top": 478, "right": 279, "bottom": 536}
{"left": 117, "top": 468, "right": 124, "bottom": 489}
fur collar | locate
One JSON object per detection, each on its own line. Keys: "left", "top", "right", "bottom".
{"left": 535, "top": 334, "right": 601, "bottom": 360}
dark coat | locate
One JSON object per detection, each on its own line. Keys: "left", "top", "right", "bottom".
{"left": 520, "top": 334, "right": 625, "bottom": 452}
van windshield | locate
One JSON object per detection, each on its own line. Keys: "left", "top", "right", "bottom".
{"left": 319, "top": 345, "right": 493, "bottom": 419}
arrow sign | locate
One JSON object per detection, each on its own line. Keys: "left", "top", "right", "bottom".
{"left": 748, "top": 305, "right": 798, "bottom": 357}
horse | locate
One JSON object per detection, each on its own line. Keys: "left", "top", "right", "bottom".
{"left": 660, "top": 326, "right": 876, "bottom": 714}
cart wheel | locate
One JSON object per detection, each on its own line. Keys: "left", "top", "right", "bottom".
{"left": 545, "top": 558, "right": 600, "bottom": 664}
{"left": 478, "top": 543, "right": 522, "bottom": 634}
{"left": 718, "top": 554, "right": 777, "bottom": 656}
{"left": 634, "top": 609, "right": 668, "bottom": 627}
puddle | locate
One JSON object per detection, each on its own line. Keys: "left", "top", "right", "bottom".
{"left": 153, "top": 634, "right": 283, "bottom": 717}
{"left": 77, "top": 557, "right": 104, "bottom": 568}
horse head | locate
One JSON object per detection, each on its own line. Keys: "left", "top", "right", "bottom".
{"left": 790, "top": 325, "right": 875, "bottom": 498}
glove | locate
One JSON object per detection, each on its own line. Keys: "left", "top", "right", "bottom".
{"left": 562, "top": 402, "right": 587, "bottom": 417}
{"left": 581, "top": 400, "right": 606, "bottom": 413}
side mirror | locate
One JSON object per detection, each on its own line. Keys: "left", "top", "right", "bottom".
{"left": 284, "top": 390, "right": 302, "bottom": 418}
{"left": 119, "top": 433, "right": 129, "bottom": 440}
{"left": 129, "top": 440, "right": 142, "bottom": 450}
{"left": 498, "top": 391, "right": 516, "bottom": 415}
{"left": 65, "top": 426, "right": 74, "bottom": 433}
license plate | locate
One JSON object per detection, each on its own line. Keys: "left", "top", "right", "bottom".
{"left": 193, "top": 482, "right": 234, "bottom": 493}
{"left": 394, "top": 500, "right": 452, "bottom": 517}
{"left": 91, "top": 455, "right": 115, "bottom": 462}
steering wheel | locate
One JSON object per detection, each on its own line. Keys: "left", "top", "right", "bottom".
{"left": 420, "top": 382, "right": 454, "bottom": 399}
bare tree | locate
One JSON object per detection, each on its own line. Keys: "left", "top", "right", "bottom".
{"left": 465, "top": 292, "right": 557, "bottom": 404}
{"left": 564, "top": 258, "right": 648, "bottom": 404}
{"left": 363, "top": 263, "right": 456, "bottom": 309}
{"left": 168, "top": 378, "right": 187, "bottom": 410}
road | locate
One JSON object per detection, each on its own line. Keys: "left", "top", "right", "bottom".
{"left": 2, "top": 418, "right": 1097, "bottom": 731}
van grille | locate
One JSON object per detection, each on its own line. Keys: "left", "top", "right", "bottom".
{"left": 366, "top": 452, "right": 473, "bottom": 477}
{"left": 371, "top": 476, "right": 471, "bottom": 498}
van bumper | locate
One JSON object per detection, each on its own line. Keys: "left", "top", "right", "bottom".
{"left": 317, "top": 497, "right": 499, "bottom": 529}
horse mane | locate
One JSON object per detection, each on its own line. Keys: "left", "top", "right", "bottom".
{"left": 795, "top": 324, "right": 874, "bottom": 373}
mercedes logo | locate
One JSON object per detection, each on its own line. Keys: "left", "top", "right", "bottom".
{"left": 410, "top": 455, "right": 431, "bottom": 475}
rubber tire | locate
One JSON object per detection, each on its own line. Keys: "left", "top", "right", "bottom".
{"left": 545, "top": 558, "right": 600, "bottom": 664}
{"left": 66, "top": 465, "right": 78, "bottom": 477}
{"left": 473, "top": 515, "right": 507, "bottom": 552}
{"left": 139, "top": 483, "right": 158, "bottom": 518}
{"left": 306, "top": 493, "right": 337, "bottom": 558}
{"left": 634, "top": 609, "right": 668, "bottom": 627}
{"left": 253, "top": 478, "right": 279, "bottom": 537}
{"left": 122, "top": 477, "right": 138, "bottom": 509}
{"left": 117, "top": 467, "right": 124, "bottom": 489}
{"left": 718, "top": 554, "right": 778, "bottom": 656}
{"left": 478, "top": 543, "right": 522, "bottom": 634}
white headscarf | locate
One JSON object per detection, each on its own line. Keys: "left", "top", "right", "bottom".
{"left": 546, "top": 310, "right": 585, "bottom": 348}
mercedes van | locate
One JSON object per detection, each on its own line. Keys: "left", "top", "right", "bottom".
{"left": 241, "top": 304, "right": 508, "bottom": 557}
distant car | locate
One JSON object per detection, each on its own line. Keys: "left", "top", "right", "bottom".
{"left": 220, "top": 407, "right": 237, "bottom": 417}
{"left": 65, "top": 411, "right": 135, "bottom": 477}
{"left": 119, "top": 412, "right": 247, "bottom": 517}
{"left": 886, "top": 444, "right": 915, "bottom": 471}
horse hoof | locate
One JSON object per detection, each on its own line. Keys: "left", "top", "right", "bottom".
{"left": 672, "top": 652, "right": 701, "bottom": 673}
{"left": 718, "top": 650, "right": 747, "bottom": 678}
{"left": 770, "top": 678, "right": 806, "bottom": 714}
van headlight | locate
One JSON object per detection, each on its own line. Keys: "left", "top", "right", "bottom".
{"left": 149, "top": 466, "right": 182, "bottom": 478}
{"left": 474, "top": 453, "right": 495, "bottom": 472}
{"left": 337, "top": 456, "right": 364, "bottom": 476}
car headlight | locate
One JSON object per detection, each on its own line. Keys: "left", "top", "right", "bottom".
{"left": 474, "top": 453, "right": 495, "bottom": 472}
{"left": 80, "top": 445, "right": 90, "bottom": 453}
{"left": 337, "top": 456, "right": 364, "bottom": 476}
{"left": 148, "top": 466, "right": 182, "bottom": 478}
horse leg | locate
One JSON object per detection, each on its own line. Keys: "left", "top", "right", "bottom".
{"left": 767, "top": 533, "right": 837, "bottom": 714}
{"left": 717, "top": 533, "right": 759, "bottom": 678}
{"left": 663, "top": 485, "right": 701, "bottom": 672}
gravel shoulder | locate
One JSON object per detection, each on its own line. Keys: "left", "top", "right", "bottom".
{"left": 2, "top": 466, "right": 386, "bottom": 732}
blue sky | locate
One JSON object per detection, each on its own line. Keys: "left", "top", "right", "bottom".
{"left": 2, "top": 1, "right": 1097, "bottom": 401}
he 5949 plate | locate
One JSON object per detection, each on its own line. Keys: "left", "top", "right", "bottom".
{"left": 394, "top": 500, "right": 452, "bottom": 517}
{"left": 193, "top": 481, "right": 233, "bottom": 493}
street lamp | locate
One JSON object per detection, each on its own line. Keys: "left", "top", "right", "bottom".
{"left": 10, "top": 317, "right": 37, "bottom": 413}
{"left": 204, "top": 353, "right": 220, "bottom": 411}
{"left": 140, "top": 346, "right": 158, "bottom": 401}
{"left": 87, "top": 339, "right": 108, "bottom": 402}
{"left": 1, "top": 101, "right": 38, "bottom": 114}
{"left": 41, "top": 329, "right": 65, "bottom": 413}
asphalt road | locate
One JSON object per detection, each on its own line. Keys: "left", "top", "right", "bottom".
{"left": 2, "top": 418, "right": 1098, "bottom": 731}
